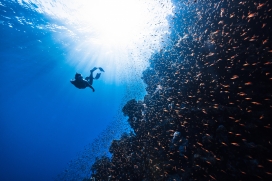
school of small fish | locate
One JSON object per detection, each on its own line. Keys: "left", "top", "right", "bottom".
{"left": 64, "top": 0, "right": 272, "bottom": 180}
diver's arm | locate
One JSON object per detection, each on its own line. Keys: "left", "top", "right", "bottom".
{"left": 70, "top": 79, "right": 75, "bottom": 83}
{"left": 86, "top": 82, "right": 95, "bottom": 92}
{"left": 89, "top": 85, "right": 95, "bottom": 92}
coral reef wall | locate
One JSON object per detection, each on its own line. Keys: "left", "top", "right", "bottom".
{"left": 91, "top": 0, "right": 272, "bottom": 180}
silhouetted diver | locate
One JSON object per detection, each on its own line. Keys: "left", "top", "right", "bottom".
{"left": 70, "top": 67, "right": 104, "bottom": 92}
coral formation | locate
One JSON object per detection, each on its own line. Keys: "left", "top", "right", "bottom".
{"left": 90, "top": 0, "right": 272, "bottom": 180}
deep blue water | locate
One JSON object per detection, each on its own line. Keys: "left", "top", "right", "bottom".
{"left": 0, "top": 1, "right": 130, "bottom": 180}
{"left": 3, "top": 0, "right": 272, "bottom": 181}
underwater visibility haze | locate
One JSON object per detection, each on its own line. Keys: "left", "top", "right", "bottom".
{"left": 1, "top": 0, "right": 272, "bottom": 181}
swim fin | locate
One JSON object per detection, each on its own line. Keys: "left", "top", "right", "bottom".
{"left": 90, "top": 67, "right": 97, "bottom": 72}
{"left": 98, "top": 67, "right": 105, "bottom": 72}
{"left": 94, "top": 73, "right": 101, "bottom": 79}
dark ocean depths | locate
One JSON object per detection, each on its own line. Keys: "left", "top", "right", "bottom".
{"left": 1, "top": 0, "right": 272, "bottom": 181}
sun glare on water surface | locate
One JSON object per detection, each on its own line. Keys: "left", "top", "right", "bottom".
{"left": 19, "top": 0, "right": 173, "bottom": 83}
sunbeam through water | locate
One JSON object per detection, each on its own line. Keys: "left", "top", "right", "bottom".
{"left": 18, "top": 0, "right": 173, "bottom": 83}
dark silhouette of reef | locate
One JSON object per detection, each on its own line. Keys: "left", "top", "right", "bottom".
{"left": 90, "top": 0, "right": 272, "bottom": 180}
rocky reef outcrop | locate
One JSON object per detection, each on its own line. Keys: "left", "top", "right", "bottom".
{"left": 90, "top": 0, "right": 272, "bottom": 180}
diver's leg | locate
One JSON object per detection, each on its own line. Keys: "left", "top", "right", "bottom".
{"left": 90, "top": 67, "right": 98, "bottom": 78}
{"left": 88, "top": 71, "right": 94, "bottom": 85}
{"left": 89, "top": 67, "right": 99, "bottom": 83}
{"left": 88, "top": 77, "right": 94, "bottom": 85}
{"left": 94, "top": 73, "right": 101, "bottom": 79}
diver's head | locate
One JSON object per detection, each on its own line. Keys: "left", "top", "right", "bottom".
{"left": 75, "top": 73, "right": 83, "bottom": 80}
